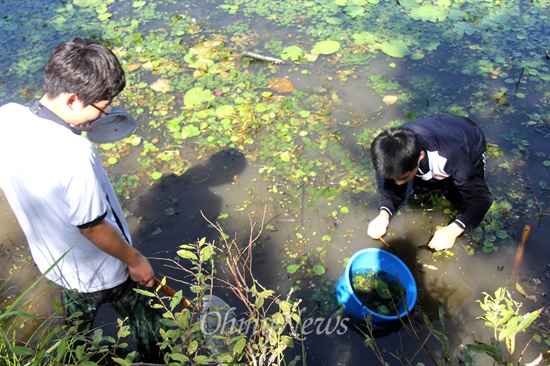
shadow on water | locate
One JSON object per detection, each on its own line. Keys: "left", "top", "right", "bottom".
{"left": 129, "top": 148, "right": 248, "bottom": 282}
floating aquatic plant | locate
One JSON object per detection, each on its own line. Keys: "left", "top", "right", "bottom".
{"left": 352, "top": 270, "right": 406, "bottom": 316}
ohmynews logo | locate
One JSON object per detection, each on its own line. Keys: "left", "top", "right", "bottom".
{"left": 200, "top": 307, "right": 349, "bottom": 340}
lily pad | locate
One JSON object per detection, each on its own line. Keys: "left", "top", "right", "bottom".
{"left": 149, "top": 79, "right": 171, "bottom": 93}
{"left": 352, "top": 31, "right": 376, "bottom": 45}
{"left": 313, "top": 264, "right": 326, "bottom": 275}
{"left": 380, "top": 40, "right": 410, "bottom": 58}
{"left": 281, "top": 45, "right": 305, "bottom": 61}
{"left": 280, "top": 151, "right": 292, "bottom": 162}
{"left": 183, "top": 87, "right": 214, "bottom": 108}
{"left": 411, "top": 52, "right": 425, "bottom": 60}
{"left": 410, "top": 5, "right": 448, "bottom": 23}
{"left": 344, "top": 6, "right": 365, "bottom": 18}
{"left": 215, "top": 105, "right": 234, "bottom": 117}
{"left": 287, "top": 264, "right": 300, "bottom": 274}
{"left": 181, "top": 124, "right": 201, "bottom": 139}
{"left": 326, "top": 17, "right": 344, "bottom": 25}
{"left": 73, "top": 0, "right": 103, "bottom": 8}
{"left": 453, "top": 22, "right": 476, "bottom": 36}
{"left": 311, "top": 40, "right": 341, "bottom": 55}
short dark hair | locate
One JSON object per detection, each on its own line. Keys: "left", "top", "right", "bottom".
{"left": 370, "top": 127, "right": 423, "bottom": 179}
{"left": 43, "top": 37, "right": 125, "bottom": 105}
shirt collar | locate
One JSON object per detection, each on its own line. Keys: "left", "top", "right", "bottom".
{"left": 417, "top": 150, "right": 429, "bottom": 176}
{"left": 29, "top": 99, "right": 82, "bottom": 135}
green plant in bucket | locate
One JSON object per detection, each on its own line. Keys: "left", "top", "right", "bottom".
{"left": 351, "top": 270, "right": 405, "bottom": 316}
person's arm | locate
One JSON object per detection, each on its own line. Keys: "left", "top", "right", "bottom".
{"left": 428, "top": 222, "right": 464, "bottom": 251}
{"left": 429, "top": 183, "right": 491, "bottom": 250}
{"left": 378, "top": 178, "right": 408, "bottom": 217}
{"left": 367, "top": 209, "right": 391, "bottom": 239}
{"left": 448, "top": 148, "right": 493, "bottom": 232}
{"left": 429, "top": 147, "right": 493, "bottom": 250}
{"left": 368, "top": 178, "right": 408, "bottom": 239}
{"left": 79, "top": 219, "right": 155, "bottom": 287}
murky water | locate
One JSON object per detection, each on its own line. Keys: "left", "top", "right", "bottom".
{"left": 1, "top": 0, "right": 549, "bottom": 364}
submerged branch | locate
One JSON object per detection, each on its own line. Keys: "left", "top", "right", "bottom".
{"left": 242, "top": 50, "right": 291, "bottom": 65}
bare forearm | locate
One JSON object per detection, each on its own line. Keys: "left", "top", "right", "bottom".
{"left": 79, "top": 220, "right": 142, "bottom": 265}
{"left": 79, "top": 220, "right": 154, "bottom": 286}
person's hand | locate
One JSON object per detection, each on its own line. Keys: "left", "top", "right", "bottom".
{"left": 367, "top": 211, "right": 390, "bottom": 239}
{"left": 127, "top": 255, "right": 155, "bottom": 287}
{"left": 428, "top": 223, "right": 464, "bottom": 251}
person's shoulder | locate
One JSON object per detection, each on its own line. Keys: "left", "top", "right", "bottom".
{"left": 0, "top": 102, "right": 28, "bottom": 115}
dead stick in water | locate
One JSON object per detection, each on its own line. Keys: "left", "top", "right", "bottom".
{"left": 242, "top": 50, "right": 290, "bottom": 65}
{"left": 153, "top": 277, "right": 194, "bottom": 308}
{"left": 513, "top": 225, "right": 531, "bottom": 273}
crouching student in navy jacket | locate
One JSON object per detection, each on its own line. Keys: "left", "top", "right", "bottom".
{"left": 367, "top": 114, "right": 493, "bottom": 251}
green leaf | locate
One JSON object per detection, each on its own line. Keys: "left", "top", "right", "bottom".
{"left": 498, "top": 309, "right": 542, "bottom": 341}
{"left": 279, "top": 301, "right": 291, "bottom": 313}
{"left": 465, "top": 341, "right": 496, "bottom": 354}
{"left": 326, "top": 17, "right": 344, "bottom": 25}
{"left": 73, "top": 0, "right": 103, "bottom": 8}
{"left": 352, "top": 31, "right": 376, "bottom": 45}
{"left": 10, "top": 346, "right": 33, "bottom": 356}
{"left": 181, "top": 124, "right": 201, "bottom": 139}
{"left": 287, "top": 264, "right": 300, "bottom": 274}
{"left": 151, "top": 171, "right": 162, "bottom": 180}
{"left": 411, "top": 52, "right": 425, "bottom": 60}
{"left": 177, "top": 249, "right": 198, "bottom": 261}
{"left": 98, "top": 12, "right": 111, "bottom": 21}
{"left": 111, "top": 357, "right": 131, "bottom": 366}
{"left": 281, "top": 45, "right": 305, "bottom": 61}
{"left": 410, "top": 5, "right": 448, "bottom": 22}
{"left": 170, "top": 291, "right": 183, "bottom": 310}
{"left": 200, "top": 245, "right": 214, "bottom": 261}
{"left": 312, "top": 264, "right": 326, "bottom": 275}
{"left": 380, "top": 40, "right": 410, "bottom": 58}
{"left": 311, "top": 40, "right": 341, "bottom": 55}
{"left": 193, "top": 355, "right": 214, "bottom": 365}
{"left": 280, "top": 151, "right": 292, "bottom": 162}
{"left": 344, "top": 6, "right": 365, "bottom": 18}
{"left": 187, "top": 339, "right": 198, "bottom": 354}
{"left": 133, "top": 288, "right": 156, "bottom": 298}
{"left": 215, "top": 105, "right": 234, "bottom": 117}
{"left": 132, "top": 0, "right": 146, "bottom": 8}
{"left": 170, "top": 353, "right": 190, "bottom": 362}
{"left": 233, "top": 338, "right": 246, "bottom": 354}
{"left": 183, "top": 87, "right": 214, "bottom": 108}
{"left": 259, "top": 289, "right": 275, "bottom": 299}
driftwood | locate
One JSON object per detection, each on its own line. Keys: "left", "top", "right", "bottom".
{"left": 513, "top": 225, "right": 531, "bottom": 273}
{"left": 241, "top": 50, "right": 291, "bottom": 65}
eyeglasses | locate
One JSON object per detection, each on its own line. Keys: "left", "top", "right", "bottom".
{"left": 90, "top": 103, "right": 110, "bottom": 117}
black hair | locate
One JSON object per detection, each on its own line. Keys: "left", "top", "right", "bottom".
{"left": 370, "top": 127, "right": 423, "bottom": 179}
{"left": 43, "top": 37, "right": 125, "bottom": 105}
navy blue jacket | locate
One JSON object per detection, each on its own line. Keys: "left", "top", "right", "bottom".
{"left": 378, "top": 114, "right": 493, "bottom": 232}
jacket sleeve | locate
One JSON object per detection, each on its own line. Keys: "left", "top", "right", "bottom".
{"left": 447, "top": 146, "right": 493, "bottom": 232}
{"left": 377, "top": 178, "right": 408, "bottom": 217}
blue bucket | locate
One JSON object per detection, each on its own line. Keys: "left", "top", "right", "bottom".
{"left": 336, "top": 248, "right": 417, "bottom": 329}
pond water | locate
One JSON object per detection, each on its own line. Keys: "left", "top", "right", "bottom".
{"left": 1, "top": 0, "right": 549, "bottom": 364}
